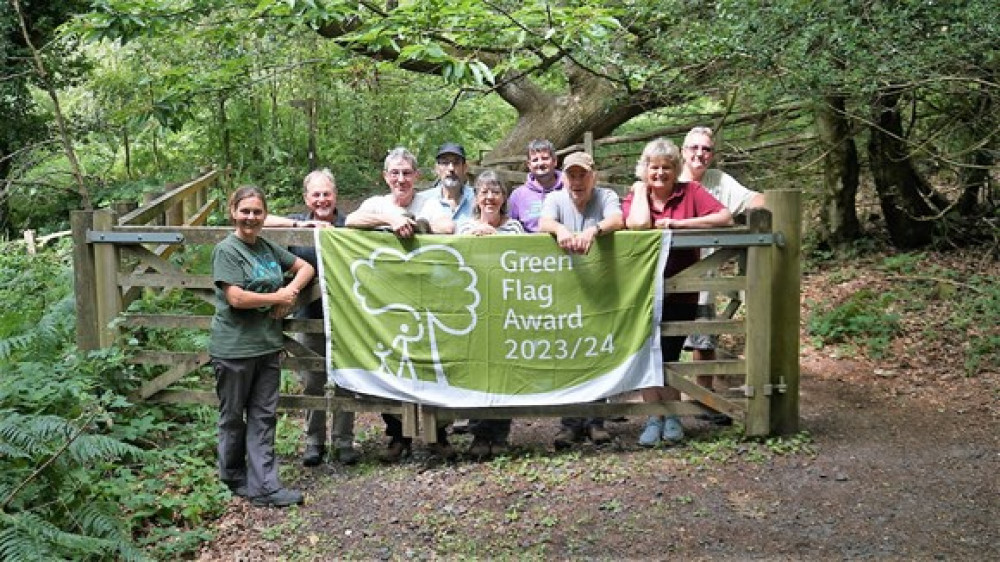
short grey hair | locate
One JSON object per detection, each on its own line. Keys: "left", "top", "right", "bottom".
{"left": 526, "top": 139, "right": 555, "bottom": 156}
{"left": 302, "top": 168, "right": 336, "bottom": 192}
{"left": 683, "top": 126, "right": 715, "bottom": 148}
{"left": 635, "top": 138, "right": 682, "bottom": 179}
{"left": 384, "top": 147, "right": 418, "bottom": 172}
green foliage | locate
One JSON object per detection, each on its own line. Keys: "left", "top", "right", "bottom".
{"left": 0, "top": 242, "right": 232, "bottom": 559}
{"left": 808, "top": 289, "right": 903, "bottom": 357}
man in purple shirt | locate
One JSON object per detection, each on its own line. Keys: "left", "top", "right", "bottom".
{"left": 508, "top": 139, "right": 564, "bottom": 232}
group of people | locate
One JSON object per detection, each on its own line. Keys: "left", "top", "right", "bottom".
{"left": 208, "top": 127, "right": 763, "bottom": 507}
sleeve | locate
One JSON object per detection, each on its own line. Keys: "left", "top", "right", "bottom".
{"left": 212, "top": 243, "right": 246, "bottom": 289}
{"left": 600, "top": 189, "right": 623, "bottom": 217}
{"left": 416, "top": 197, "right": 448, "bottom": 220}
{"left": 539, "top": 191, "right": 560, "bottom": 220}
{"left": 500, "top": 219, "right": 525, "bottom": 234}
{"left": 714, "top": 171, "right": 759, "bottom": 216}
{"left": 355, "top": 196, "right": 379, "bottom": 213}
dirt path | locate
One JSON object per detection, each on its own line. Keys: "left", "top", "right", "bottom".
{"left": 195, "top": 346, "right": 1000, "bottom": 560}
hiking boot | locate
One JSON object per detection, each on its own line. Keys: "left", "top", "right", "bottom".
{"left": 554, "top": 427, "right": 582, "bottom": 450}
{"left": 588, "top": 425, "right": 612, "bottom": 445}
{"left": 302, "top": 444, "right": 325, "bottom": 467}
{"left": 251, "top": 488, "right": 304, "bottom": 508}
{"left": 428, "top": 440, "right": 457, "bottom": 461}
{"left": 378, "top": 439, "right": 412, "bottom": 463}
{"left": 467, "top": 436, "right": 492, "bottom": 459}
{"left": 335, "top": 445, "right": 361, "bottom": 466}
{"left": 638, "top": 416, "right": 664, "bottom": 447}
{"left": 661, "top": 416, "right": 685, "bottom": 445}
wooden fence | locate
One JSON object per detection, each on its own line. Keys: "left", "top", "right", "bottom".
{"left": 72, "top": 169, "right": 801, "bottom": 441}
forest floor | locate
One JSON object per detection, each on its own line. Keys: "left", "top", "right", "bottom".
{"left": 194, "top": 250, "right": 1000, "bottom": 561}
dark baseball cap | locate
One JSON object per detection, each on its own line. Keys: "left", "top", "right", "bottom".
{"left": 436, "top": 142, "right": 466, "bottom": 160}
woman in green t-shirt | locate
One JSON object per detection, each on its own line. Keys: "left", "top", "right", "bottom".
{"left": 211, "top": 185, "right": 314, "bottom": 507}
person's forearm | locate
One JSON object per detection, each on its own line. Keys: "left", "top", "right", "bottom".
{"left": 672, "top": 209, "right": 734, "bottom": 229}
{"left": 263, "top": 215, "right": 295, "bottom": 227}
{"left": 345, "top": 212, "right": 391, "bottom": 228}
{"left": 287, "top": 261, "right": 315, "bottom": 293}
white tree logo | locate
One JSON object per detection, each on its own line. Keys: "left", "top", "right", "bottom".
{"left": 350, "top": 245, "right": 480, "bottom": 385}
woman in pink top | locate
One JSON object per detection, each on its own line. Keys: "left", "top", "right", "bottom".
{"left": 623, "top": 138, "right": 732, "bottom": 447}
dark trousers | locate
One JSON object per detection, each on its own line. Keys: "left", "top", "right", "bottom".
{"left": 214, "top": 352, "right": 282, "bottom": 498}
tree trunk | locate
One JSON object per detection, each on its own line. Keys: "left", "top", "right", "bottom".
{"left": 123, "top": 127, "right": 132, "bottom": 180}
{"left": 218, "top": 95, "right": 231, "bottom": 171}
{"left": 957, "top": 149, "right": 993, "bottom": 216}
{"left": 814, "top": 96, "right": 860, "bottom": 248}
{"left": 867, "top": 91, "right": 945, "bottom": 249}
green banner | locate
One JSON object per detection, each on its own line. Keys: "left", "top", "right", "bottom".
{"left": 318, "top": 229, "right": 669, "bottom": 407}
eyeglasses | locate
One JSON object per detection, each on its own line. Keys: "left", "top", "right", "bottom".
{"left": 685, "top": 145, "right": 714, "bottom": 153}
{"left": 387, "top": 169, "right": 415, "bottom": 178}
{"left": 436, "top": 158, "right": 464, "bottom": 167}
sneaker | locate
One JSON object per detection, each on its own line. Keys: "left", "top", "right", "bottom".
{"left": 588, "top": 425, "right": 612, "bottom": 445}
{"left": 638, "top": 416, "right": 664, "bottom": 447}
{"left": 335, "top": 446, "right": 361, "bottom": 465}
{"left": 467, "top": 436, "right": 492, "bottom": 459}
{"left": 302, "top": 444, "right": 325, "bottom": 467}
{"left": 554, "top": 427, "right": 582, "bottom": 450}
{"left": 661, "top": 416, "right": 685, "bottom": 445}
{"left": 251, "top": 488, "right": 304, "bottom": 508}
{"left": 378, "top": 439, "right": 412, "bottom": 463}
{"left": 428, "top": 440, "right": 457, "bottom": 461}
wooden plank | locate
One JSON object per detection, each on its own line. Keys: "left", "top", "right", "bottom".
{"left": 71, "top": 211, "right": 100, "bottom": 351}
{"left": 666, "top": 359, "right": 746, "bottom": 377}
{"left": 767, "top": 190, "right": 801, "bottom": 434}
{"left": 743, "top": 207, "right": 774, "bottom": 437}
{"left": 283, "top": 357, "right": 325, "bottom": 371}
{"left": 661, "top": 319, "right": 744, "bottom": 336}
{"left": 131, "top": 350, "right": 207, "bottom": 365}
{"left": 666, "top": 276, "right": 745, "bottom": 293}
{"left": 122, "top": 314, "right": 212, "bottom": 329}
{"left": 112, "top": 225, "right": 311, "bottom": 246}
{"left": 665, "top": 368, "right": 745, "bottom": 419}
{"left": 136, "top": 352, "right": 211, "bottom": 400}
{"left": 674, "top": 247, "right": 744, "bottom": 278}
{"left": 93, "top": 209, "right": 123, "bottom": 348}
{"left": 119, "top": 171, "right": 218, "bottom": 226}
{"left": 148, "top": 391, "right": 406, "bottom": 414}
{"left": 118, "top": 272, "right": 215, "bottom": 290}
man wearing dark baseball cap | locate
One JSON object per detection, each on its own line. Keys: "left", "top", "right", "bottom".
{"left": 416, "top": 142, "right": 476, "bottom": 231}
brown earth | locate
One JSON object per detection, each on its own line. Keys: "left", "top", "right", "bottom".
{"left": 195, "top": 253, "right": 1000, "bottom": 561}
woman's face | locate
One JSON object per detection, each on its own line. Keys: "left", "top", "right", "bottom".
{"left": 644, "top": 156, "right": 677, "bottom": 191}
{"left": 476, "top": 183, "right": 505, "bottom": 216}
{"left": 231, "top": 196, "right": 266, "bottom": 238}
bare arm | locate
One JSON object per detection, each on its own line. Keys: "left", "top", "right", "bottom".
{"left": 222, "top": 258, "right": 314, "bottom": 311}
{"left": 657, "top": 208, "right": 733, "bottom": 229}
{"left": 626, "top": 183, "right": 653, "bottom": 230}
{"left": 345, "top": 211, "right": 417, "bottom": 237}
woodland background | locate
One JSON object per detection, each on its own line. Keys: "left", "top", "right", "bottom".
{"left": 1, "top": 1, "right": 997, "bottom": 559}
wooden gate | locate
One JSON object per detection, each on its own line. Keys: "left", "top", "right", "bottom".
{"left": 71, "top": 170, "right": 801, "bottom": 440}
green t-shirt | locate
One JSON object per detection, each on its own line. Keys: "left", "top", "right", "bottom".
{"left": 210, "top": 233, "right": 298, "bottom": 359}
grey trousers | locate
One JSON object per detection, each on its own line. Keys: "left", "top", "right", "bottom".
{"left": 298, "top": 331, "right": 355, "bottom": 449}
{"left": 213, "top": 353, "right": 282, "bottom": 498}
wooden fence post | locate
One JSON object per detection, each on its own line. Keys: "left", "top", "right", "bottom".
{"left": 93, "top": 208, "right": 123, "bottom": 348}
{"left": 744, "top": 208, "right": 774, "bottom": 436}
{"left": 71, "top": 210, "right": 100, "bottom": 351}
{"left": 767, "top": 190, "right": 801, "bottom": 434}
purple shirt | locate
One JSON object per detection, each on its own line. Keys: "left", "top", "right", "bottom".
{"left": 508, "top": 170, "right": 564, "bottom": 233}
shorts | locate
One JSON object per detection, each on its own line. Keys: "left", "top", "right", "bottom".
{"left": 682, "top": 304, "right": 718, "bottom": 351}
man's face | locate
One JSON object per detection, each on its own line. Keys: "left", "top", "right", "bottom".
{"left": 435, "top": 154, "right": 468, "bottom": 184}
{"left": 303, "top": 178, "right": 337, "bottom": 223}
{"left": 682, "top": 132, "right": 715, "bottom": 177}
{"left": 564, "top": 166, "right": 595, "bottom": 207}
{"left": 383, "top": 158, "right": 418, "bottom": 205}
{"left": 527, "top": 149, "right": 556, "bottom": 180}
